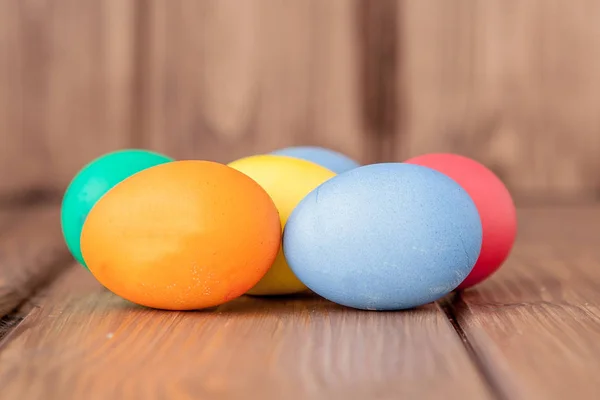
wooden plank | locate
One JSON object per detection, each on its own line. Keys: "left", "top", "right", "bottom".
{"left": 0, "top": 266, "right": 491, "bottom": 399}
{"left": 396, "top": 0, "right": 600, "bottom": 201}
{"left": 0, "top": 0, "right": 137, "bottom": 196}
{"left": 358, "top": 0, "right": 399, "bottom": 162}
{"left": 0, "top": 205, "right": 71, "bottom": 317}
{"left": 141, "top": 0, "right": 375, "bottom": 165}
{"left": 452, "top": 206, "right": 600, "bottom": 399}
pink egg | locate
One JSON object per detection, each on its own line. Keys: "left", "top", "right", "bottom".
{"left": 405, "top": 153, "right": 517, "bottom": 289}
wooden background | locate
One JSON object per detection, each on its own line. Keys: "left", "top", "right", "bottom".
{"left": 3, "top": 3, "right": 600, "bottom": 398}
{"left": 1, "top": 0, "right": 599, "bottom": 203}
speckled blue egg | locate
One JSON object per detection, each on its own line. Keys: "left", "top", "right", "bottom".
{"left": 283, "top": 163, "right": 483, "bottom": 311}
{"left": 270, "top": 146, "right": 359, "bottom": 174}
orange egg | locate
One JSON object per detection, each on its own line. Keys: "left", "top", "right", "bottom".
{"left": 80, "top": 160, "right": 281, "bottom": 310}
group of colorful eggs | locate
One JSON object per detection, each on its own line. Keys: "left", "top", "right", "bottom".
{"left": 61, "top": 147, "right": 517, "bottom": 311}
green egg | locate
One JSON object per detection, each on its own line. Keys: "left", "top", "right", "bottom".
{"left": 61, "top": 149, "right": 174, "bottom": 268}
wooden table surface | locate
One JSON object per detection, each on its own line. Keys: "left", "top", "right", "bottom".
{"left": 0, "top": 204, "right": 599, "bottom": 400}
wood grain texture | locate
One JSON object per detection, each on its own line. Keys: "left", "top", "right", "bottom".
{"left": 0, "top": 0, "right": 137, "bottom": 196}
{"left": 358, "top": 0, "right": 398, "bottom": 162}
{"left": 452, "top": 206, "right": 600, "bottom": 399}
{"left": 140, "top": 0, "right": 375, "bottom": 165}
{"left": 0, "top": 205, "right": 71, "bottom": 317}
{"left": 2, "top": 0, "right": 600, "bottom": 200}
{"left": 0, "top": 266, "right": 491, "bottom": 400}
{"left": 396, "top": 0, "right": 600, "bottom": 200}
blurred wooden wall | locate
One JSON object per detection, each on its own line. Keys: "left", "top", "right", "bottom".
{"left": 1, "top": 0, "right": 600, "bottom": 203}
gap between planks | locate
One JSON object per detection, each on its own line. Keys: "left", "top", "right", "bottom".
{"left": 0, "top": 204, "right": 72, "bottom": 337}
{"left": 0, "top": 266, "right": 493, "bottom": 399}
{"left": 0, "top": 206, "right": 494, "bottom": 399}
{"left": 441, "top": 295, "right": 508, "bottom": 400}
{"left": 5, "top": 206, "right": 600, "bottom": 399}
{"left": 447, "top": 206, "right": 600, "bottom": 399}
{"left": 0, "top": 201, "right": 527, "bottom": 400}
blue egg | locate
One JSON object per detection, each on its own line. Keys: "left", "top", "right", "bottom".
{"left": 283, "top": 163, "right": 483, "bottom": 311}
{"left": 270, "top": 146, "right": 359, "bottom": 174}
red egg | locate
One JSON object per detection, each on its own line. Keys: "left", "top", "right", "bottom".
{"left": 405, "top": 153, "right": 517, "bottom": 289}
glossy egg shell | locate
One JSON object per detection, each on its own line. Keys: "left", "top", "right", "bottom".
{"left": 228, "top": 154, "right": 336, "bottom": 295}
{"left": 283, "top": 163, "right": 483, "bottom": 311}
{"left": 80, "top": 160, "right": 282, "bottom": 310}
{"left": 405, "top": 153, "right": 517, "bottom": 289}
{"left": 270, "top": 146, "right": 360, "bottom": 174}
{"left": 61, "top": 149, "right": 173, "bottom": 267}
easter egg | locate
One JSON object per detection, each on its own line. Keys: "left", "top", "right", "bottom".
{"left": 228, "top": 154, "right": 336, "bottom": 295}
{"left": 80, "top": 160, "right": 282, "bottom": 310}
{"left": 405, "top": 153, "right": 517, "bottom": 289}
{"left": 283, "top": 163, "right": 483, "bottom": 311}
{"left": 61, "top": 149, "right": 173, "bottom": 267}
{"left": 271, "top": 146, "right": 360, "bottom": 173}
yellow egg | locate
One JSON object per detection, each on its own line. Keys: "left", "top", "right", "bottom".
{"left": 228, "top": 154, "right": 336, "bottom": 295}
